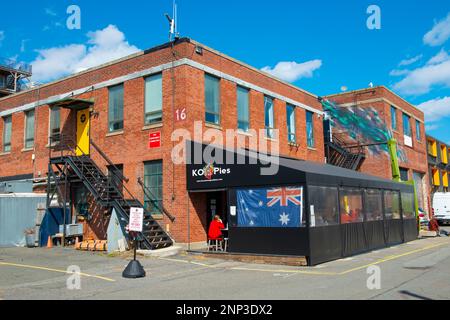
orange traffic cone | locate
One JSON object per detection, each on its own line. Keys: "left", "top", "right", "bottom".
{"left": 74, "top": 236, "right": 80, "bottom": 249}
{"left": 46, "top": 235, "right": 53, "bottom": 248}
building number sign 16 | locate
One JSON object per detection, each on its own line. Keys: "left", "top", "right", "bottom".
{"left": 175, "top": 108, "right": 187, "bottom": 122}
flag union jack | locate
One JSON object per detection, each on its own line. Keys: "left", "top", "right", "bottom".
{"left": 267, "top": 187, "right": 302, "bottom": 207}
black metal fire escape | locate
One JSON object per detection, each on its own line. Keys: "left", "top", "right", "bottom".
{"left": 46, "top": 135, "right": 174, "bottom": 250}
{"left": 325, "top": 133, "right": 366, "bottom": 171}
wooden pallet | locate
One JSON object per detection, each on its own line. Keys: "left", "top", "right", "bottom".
{"left": 75, "top": 240, "right": 108, "bottom": 251}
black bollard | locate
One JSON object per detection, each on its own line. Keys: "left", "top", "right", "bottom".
{"left": 122, "top": 234, "right": 146, "bottom": 279}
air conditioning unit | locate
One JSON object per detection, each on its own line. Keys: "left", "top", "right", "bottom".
{"left": 59, "top": 224, "right": 83, "bottom": 237}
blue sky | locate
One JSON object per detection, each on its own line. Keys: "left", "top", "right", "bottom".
{"left": 1, "top": 0, "right": 449, "bottom": 143}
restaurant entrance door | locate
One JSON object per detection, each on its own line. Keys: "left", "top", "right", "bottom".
{"left": 206, "top": 191, "right": 228, "bottom": 229}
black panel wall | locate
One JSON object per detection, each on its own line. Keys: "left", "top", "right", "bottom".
{"left": 385, "top": 219, "right": 404, "bottom": 245}
{"left": 309, "top": 225, "right": 342, "bottom": 265}
{"left": 403, "top": 219, "right": 419, "bottom": 242}
{"left": 228, "top": 228, "right": 310, "bottom": 256}
{"left": 364, "top": 221, "right": 386, "bottom": 250}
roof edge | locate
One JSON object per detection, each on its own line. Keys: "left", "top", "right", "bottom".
{"left": 189, "top": 39, "right": 318, "bottom": 100}
{"left": 0, "top": 38, "right": 191, "bottom": 104}
{"left": 324, "top": 85, "right": 421, "bottom": 113}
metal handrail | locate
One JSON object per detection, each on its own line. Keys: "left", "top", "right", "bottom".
{"left": 90, "top": 140, "right": 129, "bottom": 183}
{"left": 331, "top": 133, "right": 366, "bottom": 155}
{"left": 138, "top": 177, "right": 176, "bottom": 223}
{"left": 0, "top": 57, "right": 32, "bottom": 74}
{"left": 48, "top": 134, "right": 174, "bottom": 223}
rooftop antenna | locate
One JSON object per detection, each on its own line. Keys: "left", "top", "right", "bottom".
{"left": 165, "top": 0, "right": 179, "bottom": 41}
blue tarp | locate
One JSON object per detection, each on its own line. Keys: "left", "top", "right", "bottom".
{"left": 237, "top": 186, "right": 303, "bottom": 228}
{"left": 39, "top": 208, "right": 71, "bottom": 247}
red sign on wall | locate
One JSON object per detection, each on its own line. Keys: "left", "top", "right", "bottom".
{"left": 148, "top": 132, "right": 161, "bottom": 149}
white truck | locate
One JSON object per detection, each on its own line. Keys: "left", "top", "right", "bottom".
{"left": 433, "top": 192, "right": 450, "bottom": 225}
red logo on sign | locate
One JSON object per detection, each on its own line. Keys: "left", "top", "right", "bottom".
{"left": 149, "top": 132, "right": 161, "bottom": 149}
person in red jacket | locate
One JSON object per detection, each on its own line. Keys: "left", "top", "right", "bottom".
{"left": 429, "top": 214, "right": 449, "bottom": 236}
{"left": 208, "top": 215, "right": 225, "bottom": 240}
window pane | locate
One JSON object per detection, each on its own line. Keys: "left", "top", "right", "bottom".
{"left": 264, "top": 96, "right": 274, "bottom": 138}
{"left": 339, "top": 188, "right": 363, "bottom": 223}
{"left": 3, "top": 116, "right": 12, "bottom": 152}
{"left": 49, "top": 107, "right": 61, "bottom": 143}
{"left": 384, "top": 191, "right": 401, "bottom": 219}
{"left": 25, "top": 110, "right": 35, "bottom": 149}
{"left": 306, "top": 111, "right": 314, "bottom": 147}
{"left": 237, "top": 86, "right": 249, "bottom": 131}
{"left": 143, "top": 160, "right": 163, "bottom": 215}
{"left": 403, "top": 113, "right": 411, "bottom": 137}
{"left": 309, "top": 186, "right": 339, "bottom": 226}
{"left": 145, "top": 73, "right": 163, "bottom": 124}
{"left": 108, "top": 84, "right": 124, "bottom": 132}
{"left": 400, "top": 167, "right": 409, "bottom": 181}
{"left": 205, "top": 74, "right": 220, "bottom": 125}
{"left": 391, "top": 106, "right": 397, "bottom": 130}
{"left": 364, "top": 189, "right": 383, "bottom": 221}
{"left": 415, "top": 120, "right": 421, "bottom": 141}
{"left": 402, "top": 191, "right": 415, "bottom": 219}
{"left": 50, "top": 107, "right": 60, "bottom": 132}
{"left": 286, "top": 104, "right": 296, "bottom": 143}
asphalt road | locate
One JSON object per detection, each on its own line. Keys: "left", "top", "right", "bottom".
{"left": 0, "top": 230, "right": 449, "bottom": 300}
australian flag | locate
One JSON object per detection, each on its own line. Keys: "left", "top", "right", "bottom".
{"left": 237, "top": 186, "right": 303, "bottom": 228}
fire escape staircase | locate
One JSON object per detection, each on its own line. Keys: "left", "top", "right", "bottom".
{"left": 325, "top": 134, "right": 366, "bottom": 171}
{"left": 47, "top": 136, "right": 174, "bottom": 250}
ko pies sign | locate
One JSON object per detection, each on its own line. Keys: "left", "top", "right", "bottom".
{"left": 129, "top": 207, "right": 144, "bottom": 232}
{"left": 148, "top": 132, "right": 161, "bottom": 149}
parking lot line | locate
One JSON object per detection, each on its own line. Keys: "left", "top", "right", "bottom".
{"left": 157, "top": 240, "right": 449, "bottom": 276}
{"left": 338, "top": 241, "right": 448, "bottom": 275}
{"left": 0, "top": 262, "right": 116, "bottom": 282}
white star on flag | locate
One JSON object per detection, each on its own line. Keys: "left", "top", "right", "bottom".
{"left": 249, "top": 220, "right": 254, "bottom": 226}
{"left": 249, "top": 190, "right": 253, "bottom": 194}
{"left": 258, "top": 201, "right": 263, "bottom": 207}
{"left": 279, "top": 212, "right": 290, "bottom": 226}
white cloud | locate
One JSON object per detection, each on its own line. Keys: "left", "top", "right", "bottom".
{"left": 393, "top": 50, "right": 450, "bottom": 95}
{"left": 399, "top": 55, "right": 422, "bottom": 66}
{"left": 0, "top": 31, "right": 4, "bottom": 46}
{"left": 427, "top": 48, "right": 449, "bottom": 65}
{"left": 31, "top": 25, "right": 140, "bottom": 82}
{"left": 20, "top": 39, "right": 29, "bottom": 53}
{"left": 425, "top": 123, "right": 440, "bottom": 131}
{"left": 261, "top": 60, "right": 322, "bottom": 82}
{"left": 417, "top": 96, "right": 450, "bottom": 122}
{"left": 424, "top": 12, "right": 450, "bottom": 46}
{"left": 45, "top": 8, "right": 57, "bottom": 16}
{"left": 389, "top": 69, "right": 410, "bottom": 77}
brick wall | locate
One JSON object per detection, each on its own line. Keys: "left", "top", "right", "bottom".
{"left": 0, "top": 39, "right": 324, "bottom": 243}
{"left": 325, "top": 87, "right": 431, "bottom": 213}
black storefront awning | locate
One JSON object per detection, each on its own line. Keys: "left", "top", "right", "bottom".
{"left": 186, "top": 140, "right": 411, "bottom": 192}
{"left": 48, "top": 98, "right": 94, "bottom": 110}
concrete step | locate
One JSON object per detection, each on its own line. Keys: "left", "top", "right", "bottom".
{"left": 137, "top": 245, "right": 181, "bottom": 258}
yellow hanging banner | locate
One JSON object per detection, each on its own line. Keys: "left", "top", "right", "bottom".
{"left": 76, "top": 109, "right": 90, "bottom": 156}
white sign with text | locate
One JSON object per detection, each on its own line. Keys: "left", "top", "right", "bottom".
{"left": 129, "top": 207, "right": 144, "bottom": 232}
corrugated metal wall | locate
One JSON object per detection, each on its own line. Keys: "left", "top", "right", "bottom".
{"left": 0, "top": 194, "right": 47, "bottom": 247}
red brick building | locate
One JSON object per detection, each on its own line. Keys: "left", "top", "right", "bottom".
{"left": 324, "top": 86, "right": 430, "bottom": 213}
{"left": 0, "top": 38, "right": 325, "bottom": 247}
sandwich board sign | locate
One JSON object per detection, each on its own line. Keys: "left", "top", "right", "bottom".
{"left": 129, "top": 207, "right": 144, "bottom": 232}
